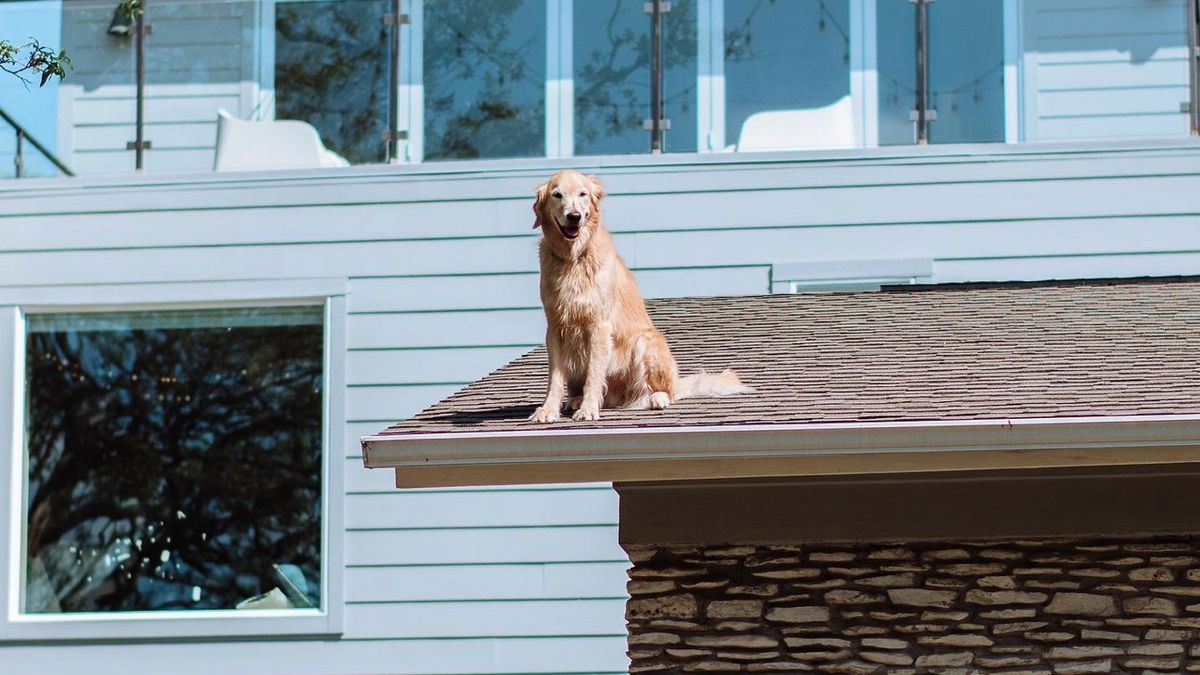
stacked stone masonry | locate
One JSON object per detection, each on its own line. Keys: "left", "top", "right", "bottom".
{"left": 625, "top": 536, "right": 1200, "bottom": 674}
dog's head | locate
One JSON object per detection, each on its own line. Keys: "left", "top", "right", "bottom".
{"left": 532, "top": 170, "right": 606, "bottom": 253}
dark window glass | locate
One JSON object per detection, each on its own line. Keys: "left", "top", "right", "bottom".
{"left": 574, "top": 0, "right": 697, "bottom": 155}
{"left": 423, "top": 0, "right": 547, "bottom": 160}
{"left": 724, "top": 0, "right": 852, "bottom": 150}
{"left": 275, "top": 0, "right": 390, "bottom": 163}
{"left": 24, "top": 307, "right": 323, "bottom": 614}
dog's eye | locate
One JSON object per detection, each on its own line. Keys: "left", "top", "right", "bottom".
{"left": 579, "top": 191, "right": 587, "bottom": 197}
{"left": 552, "top": 191, "right": 562, "bottom": 199}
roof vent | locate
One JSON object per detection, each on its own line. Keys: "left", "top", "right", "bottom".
{"left": 771, "top": 258, "right": 933, "bottom": 293}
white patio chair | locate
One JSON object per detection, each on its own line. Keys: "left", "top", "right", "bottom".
{"left": 212, "top": 110, "right": 350, "bottom": 171}
{"left": 735, "top": 96, "right": 856, "bottom": 152}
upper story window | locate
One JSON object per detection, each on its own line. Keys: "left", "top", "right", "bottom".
{"left": 1, "top": 0, "right": 1194, "bottom": 176}
{"left": 22, "top": 306, "right": 324, "bottom": 615}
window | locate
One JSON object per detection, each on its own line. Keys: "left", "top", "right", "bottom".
{"left": 275, "top": 0, "right": 392, "bottom": 164}
{"left": 423, "top": 0, "right": 547, "bottom": 160}
{"left": 23, "top": 307, "right": 323, "bottom": 614}
{"left": 0, "top": 282, "right": 345, "bottom": 641}
{"left": 877, "top": 0, "right": 1005, "bottom": 145}
{"left": 722, "top": 0, "right": 852, "bottom": 151}
{"left": 573, "top": 0, "right": 697, "bottom": 155}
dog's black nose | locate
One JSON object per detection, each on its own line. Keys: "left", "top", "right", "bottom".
{"left": 566, "top": 212, "right": 582, "bottom": 223}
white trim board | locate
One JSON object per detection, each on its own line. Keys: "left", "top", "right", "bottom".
{"left": 362, "top": 414, "right": 1200, "bottom": 488}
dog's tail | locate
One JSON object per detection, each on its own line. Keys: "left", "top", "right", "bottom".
{"left": 676, "top": 369, "right": 753, "bottom": 400}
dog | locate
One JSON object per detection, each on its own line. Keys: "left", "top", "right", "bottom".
{"left": 528, "top": 170, "right": 750, "bottom": 423}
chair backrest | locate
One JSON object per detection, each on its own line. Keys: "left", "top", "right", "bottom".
{"left": 736, "top": 97, "right": 856, "bottom": 152}
{"left": 212, "top": 110, "right": 349, "bottom": 171}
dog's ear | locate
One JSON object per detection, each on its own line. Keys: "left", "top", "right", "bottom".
{"left": 586, "top": 175, "right": 606, "bottom": 204}
{"left": 532, "top": 181, "right": 549, "bottom": 229}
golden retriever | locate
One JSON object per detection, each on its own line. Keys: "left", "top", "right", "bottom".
{"left": 528, "top": 170, "right": 749, "bottom": 423}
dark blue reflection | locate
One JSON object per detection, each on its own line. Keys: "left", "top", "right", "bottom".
{"left": 24, "top": 314, "right": 322, "bottom": 613}
{"left": 275, "top": 0, "right": 390, "bottom": 163}
{"left": 423, "top": 0, "right": 547, "bottom": 160}
{"left": 575, "top": 0, "right": 697, "bottom": 155}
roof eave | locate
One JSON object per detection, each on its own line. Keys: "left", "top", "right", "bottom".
{"left": 361, "top": 413, "right": 1200, "bottom": 488}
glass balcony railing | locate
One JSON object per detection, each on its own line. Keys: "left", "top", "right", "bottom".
{"left": 0, "top": 0, "right": 1196, "bottom": 177}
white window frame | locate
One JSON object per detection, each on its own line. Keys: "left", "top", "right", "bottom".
{"left": 0, "top": 278, "right": 347, "bottom": 642}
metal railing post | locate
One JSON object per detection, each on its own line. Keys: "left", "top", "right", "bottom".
{"left": 643, "top": 1, "right": 671, "bottom": 153}
{"left": 911, "top": 0, "right": 934, "bottom": 144}
{"left": 14, "top": 129, "right": 24, "bottom": 178}
{"left": 134, "top": 8, "right": 147, "bottom": 170}
{"left": 383, "top": 0, "right": 409, "bottom": 163}
{"left": 1188, "top": 0, "right": 1199, "bottom": 135}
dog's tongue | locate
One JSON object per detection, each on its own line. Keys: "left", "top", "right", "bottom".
{"left": 562, "top": 224, "right": 580, "bottom": 238}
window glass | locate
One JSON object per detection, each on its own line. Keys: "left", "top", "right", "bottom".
{"left": 423, "top": 0, "right": 547, "bottom": 160}
{"left": 877, "top": 0, "right": 919, "bottom": 145}
{"left": 275, "top": 0, "right": 390, "bottom": 164}
{"left": 24, "top": 306, "right": 324, "bottom": 614}
{"left": 927, "top": 0, "right": 1004, "bottom": 143}
{"left": 877, "top": 0, "right": 1004, "bottom": 145}
{"left": 724, "top": 0, "right": 852, "bottom": 150}
{"left": 574, "top": 0, "right": 697, "bottom": 155}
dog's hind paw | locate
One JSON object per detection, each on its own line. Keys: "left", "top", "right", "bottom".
{"left": 529, "top": 405, "right": 561, "bottom": 423}
{"left": 649, "top": 392, "right": 671, "bottom": 410}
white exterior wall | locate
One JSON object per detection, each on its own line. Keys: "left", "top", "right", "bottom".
{"left": 0, "top": 140, "right": 1197, "bottom": 673}
{"left": 1021, "top": 0, "right": 1194, "bottom": 141}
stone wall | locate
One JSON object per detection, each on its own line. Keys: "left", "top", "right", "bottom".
{"left": 625, "top": 536, "right": 1200, "bottom": 673}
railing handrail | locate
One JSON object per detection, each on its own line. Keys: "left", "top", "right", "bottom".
{"left": 0, "top": 105, "right": 75, "bottom": 177}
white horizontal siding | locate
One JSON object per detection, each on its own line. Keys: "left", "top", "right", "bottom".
{"left": 347, "top": 527, "right": 625, "bottom": 567}
{"left": 346, "top": 561, "right": 629, "bottom": 603}
{"left": 1, "top": 142, "right": 1199, "bottom": 672}
{"left": 0, "top": 637, "right": 629, "bottom": 675}
{"left": 346, "top": 488, "right": 618, "bottom": 530}
{"left": 1024, "top": 0, "right": 1191, "bottom": 140}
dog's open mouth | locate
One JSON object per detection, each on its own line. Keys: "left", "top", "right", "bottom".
{"left": 559, "top": 222, "right": 581, "bottom": 240}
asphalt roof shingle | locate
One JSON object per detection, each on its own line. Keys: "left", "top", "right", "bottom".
{"left": 372, "top": 277, "right": 1200, "bottom": 437}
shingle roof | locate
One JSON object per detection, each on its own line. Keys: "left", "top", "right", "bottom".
{"left": 372, "top": 277, "right": 1200, "bottom": 439}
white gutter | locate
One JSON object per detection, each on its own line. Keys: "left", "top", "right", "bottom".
{"left": 362, "top": 413, "right": 1200, "bottom": 488}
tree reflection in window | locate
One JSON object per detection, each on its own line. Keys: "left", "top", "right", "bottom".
{"left": 275, "top": 0, "right": 389, "bottom": 164}
{"left": 24, "top": 307, "right": 323, "bottom": 613}
{"left": 574, "top": 0, "right": 697, "bottom": 155}
{"left": 423, "top": 0, "right": 546, "bottom": 160}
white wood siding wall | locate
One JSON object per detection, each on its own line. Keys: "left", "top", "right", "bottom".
{"left": 1022, "top": 0, "right": 1193, "bottom": 140}
{"left": 0, "top": 141, "right": 1198, "bottom": 673}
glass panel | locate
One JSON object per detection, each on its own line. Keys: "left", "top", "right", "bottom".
{"left": 876, "top": 0, "right": 918, "bottom": 145}
{"left": 927, "top": 0, "right": 1004, "bottom": 144}
{"left": 724, "top": 0, "right": 852, "bottom": 150}
{"left": 24, "top": 306, "right": 324, "bottom": 614}
{"left": 574, "top": 0, "right": 697, "bottom": 155}
{"left": 0, "top": 0, "right": 66, "bottom": 178}
{"left": 423, "top": 0, "right": 547, "bottom": 161}
{"left": 877, "top": 0, "right": 1004, "bottom": 145}
{"left": 275, "top": 0, "right": 390, "bottom": 164}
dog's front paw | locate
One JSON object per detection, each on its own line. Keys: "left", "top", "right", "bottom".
{"left": 529, "top": 405, "right": 561, "bottom": 423}
{"left": 572, "top": 402, "right": 601, "bottom": 421}
{"left": 649, "top": 392, "right": 671, "bottom": 410}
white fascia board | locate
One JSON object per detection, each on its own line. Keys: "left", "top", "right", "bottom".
{"left": 362, "top": 414, "right": 1200, "bottom": 486}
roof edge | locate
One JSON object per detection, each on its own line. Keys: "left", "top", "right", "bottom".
{"left": 362, "top": 414, "right": 1200, "bottom": 488}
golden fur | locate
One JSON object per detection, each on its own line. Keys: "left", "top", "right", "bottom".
{"left": 528, "top": 170, "right": 748, "bottom": 423}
